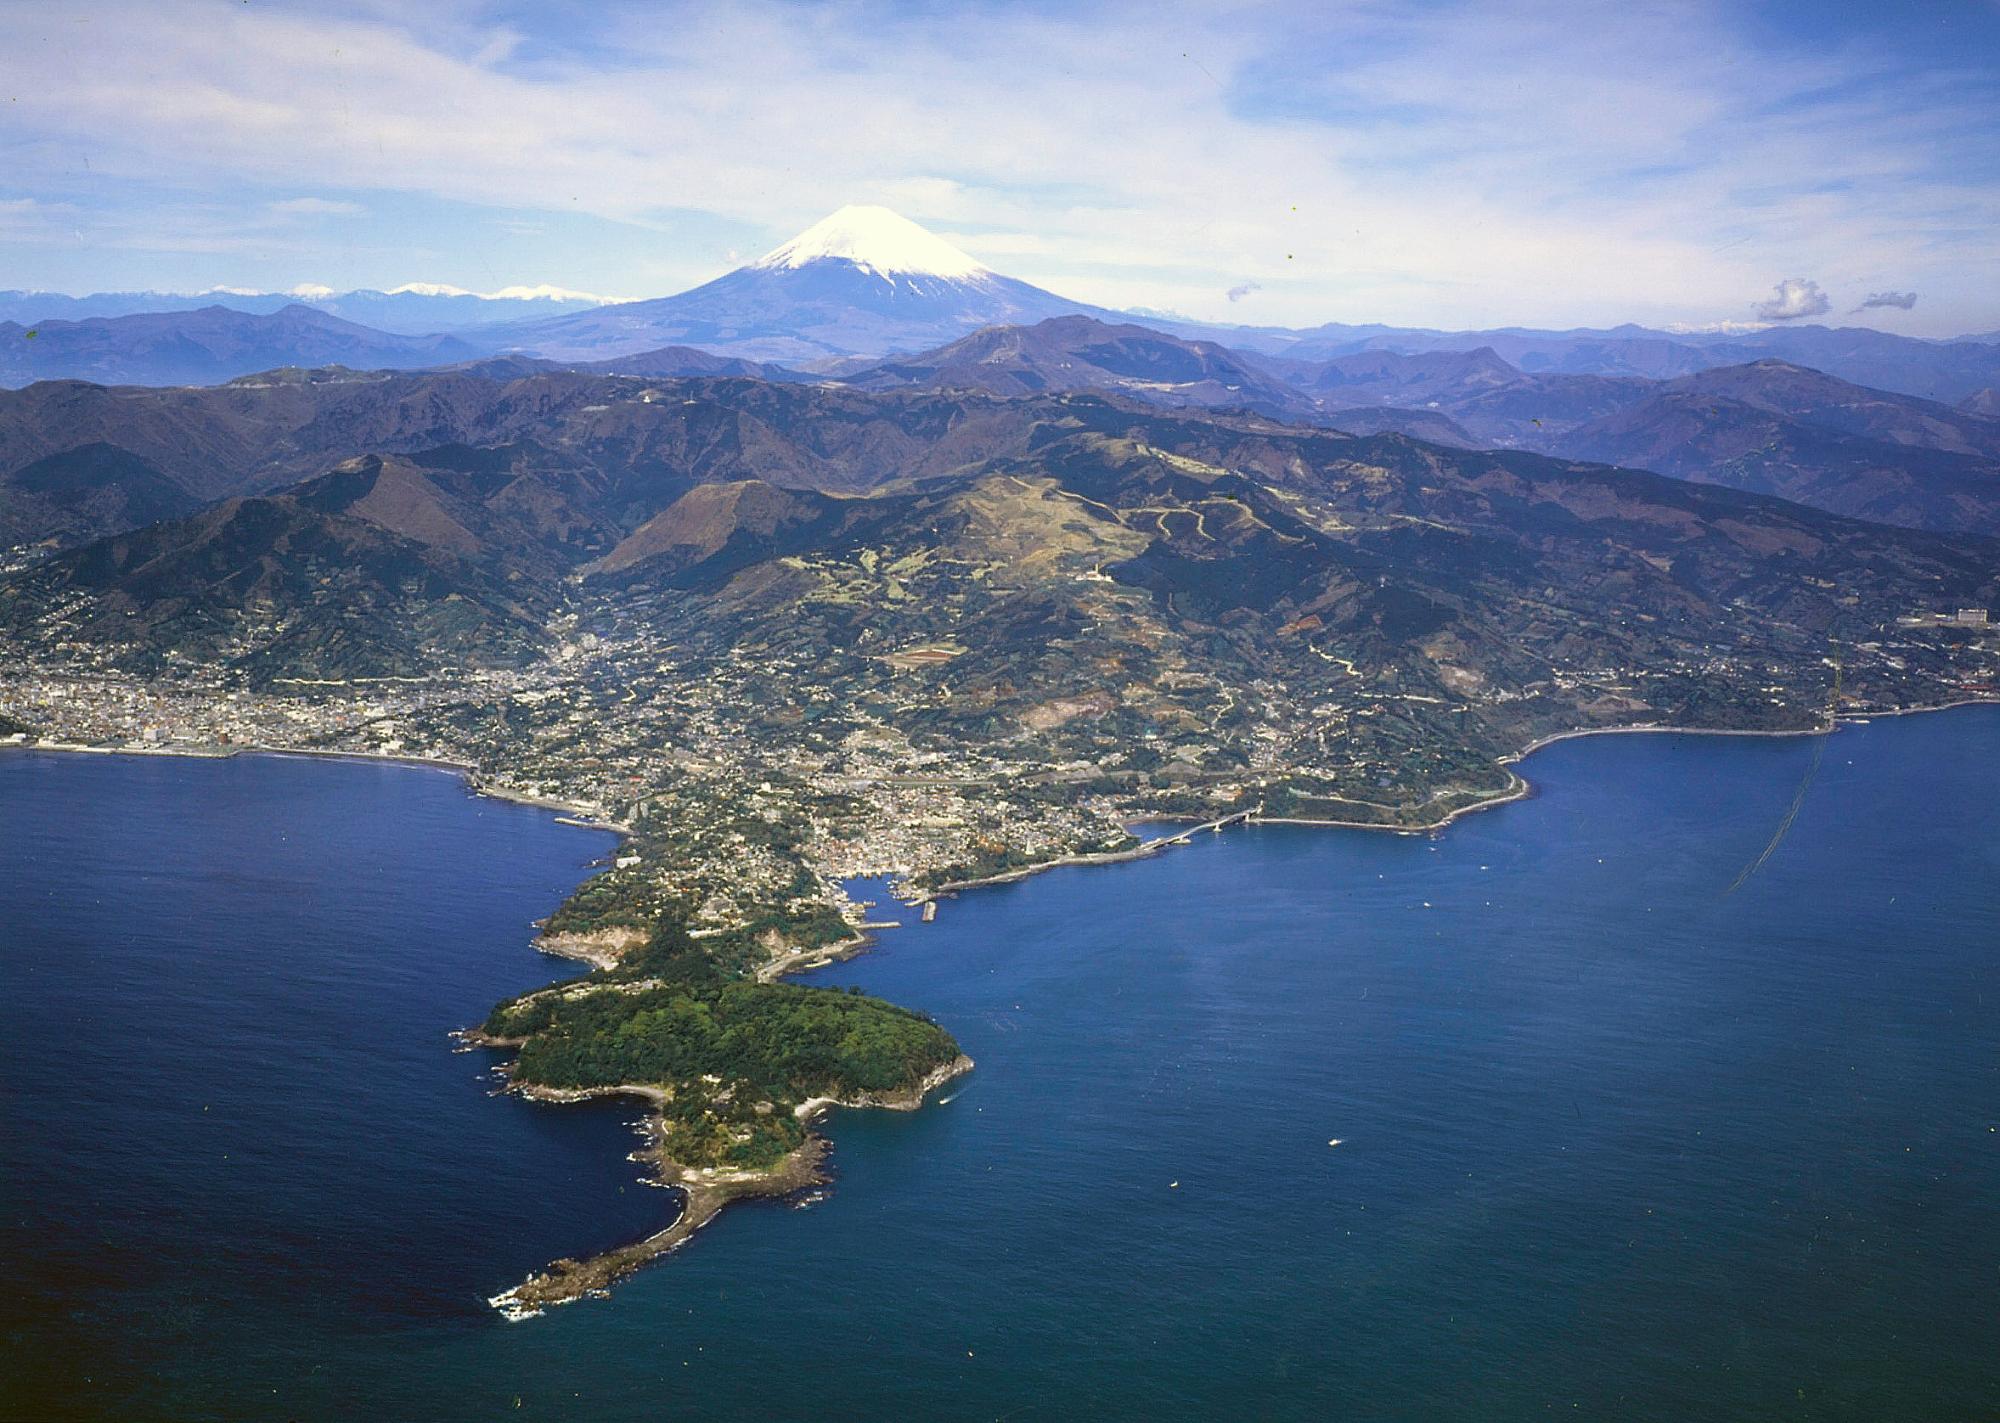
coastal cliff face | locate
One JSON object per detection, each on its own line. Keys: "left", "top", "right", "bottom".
{"left": 534, "top": 926, "right": 647, "bottom": 971}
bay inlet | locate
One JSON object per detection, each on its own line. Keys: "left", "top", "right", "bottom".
{"left": 4, "top": 708, "right": 1997, "bottom": 1420}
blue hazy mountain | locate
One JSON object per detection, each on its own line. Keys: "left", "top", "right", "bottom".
{"left": 1155, "top": 315, "right": 2000, "bottom": 406}
{"left": 0, "top": 305, "right": 483, "bottom": 388}
{"left": 0, "top": 285, "right": 607, "bottom": 334}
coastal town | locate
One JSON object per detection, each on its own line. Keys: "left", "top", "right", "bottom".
{"left": 6, "top": 591, "right": 1995, "bottom": 956}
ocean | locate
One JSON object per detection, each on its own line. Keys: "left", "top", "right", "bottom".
{"left": 2, "top": 711, "right": 1996, "bottom": 1420}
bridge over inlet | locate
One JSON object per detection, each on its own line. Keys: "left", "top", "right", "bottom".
{"left": 1133, "top": 806, "right": 1260, "bottom": 850}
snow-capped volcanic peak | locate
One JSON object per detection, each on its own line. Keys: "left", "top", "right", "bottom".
{"left": 753, "top": 205, "right": 990, "bottom": 281}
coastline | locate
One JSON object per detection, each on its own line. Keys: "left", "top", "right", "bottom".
{"left": 928, "top": 808, "right": 1259, "bottom": 894}
{"left": 755, "top": 929, "right": 873, "bottom": 983}
{"left": 0, "top": 738, "right": 630, "bottom": 836}
{"left": 489, "top": 1133, "right": 831, "bottom": 1322}
{"left": 14, "top": 696, "right": 1996, "bottom": 1318}
{"left": 484, "top": 1053, "right": 974, "bottom": 1319}
{"left": 928, "top": 698, "right": 2000, "bottom": 895}
{"left": 491, "top": 703, "right": 1996, "bottom": 1317}
{"left": 1496, "top": 696, "right": 2000, "bottom": 769}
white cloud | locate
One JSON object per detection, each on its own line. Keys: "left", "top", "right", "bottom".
{"left": 0, "top": 196, "right": 73, "bottom": 237}
{"left": 1755, "top": 278, "right": 1832, "bottom": 321}
{"left": 0, "top": 2, "right": 1995, "bottom": 333}
{"left": 268, "top": 197, "right": 365, "bottom": 216}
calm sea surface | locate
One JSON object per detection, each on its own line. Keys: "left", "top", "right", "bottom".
{"left": 2, "top": 713, "right": 1997, "bottom": 1421}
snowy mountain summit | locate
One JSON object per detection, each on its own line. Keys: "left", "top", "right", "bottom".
{"left": 752, "top": 203, "right": 992, "bottom": 281}
{"left": 752, "top": 205, "right": 992, "bottom": 282}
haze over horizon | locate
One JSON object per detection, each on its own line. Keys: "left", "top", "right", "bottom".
{"left": 3, "top": 1, "right": 1998, "bottom": 338}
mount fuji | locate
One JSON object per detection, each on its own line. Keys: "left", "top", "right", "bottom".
{"left": 488, "top": 205, "right": 1109, "bottom": 364}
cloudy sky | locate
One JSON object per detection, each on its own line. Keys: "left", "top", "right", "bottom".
{"left": 3, "top": 0, "right": 1996, "bottom": 335}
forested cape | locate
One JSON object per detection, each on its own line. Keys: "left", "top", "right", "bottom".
{"left": 483, "top": 920, "right": 961, "bottom": 1170}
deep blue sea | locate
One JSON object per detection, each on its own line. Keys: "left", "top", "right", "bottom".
{"left": 3, "top": 712, "right": 1997, "bottom": 1421}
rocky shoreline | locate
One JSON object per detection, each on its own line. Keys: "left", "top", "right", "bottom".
{"left": 486, "top": 1054, "right": 973, "bottom": 1319}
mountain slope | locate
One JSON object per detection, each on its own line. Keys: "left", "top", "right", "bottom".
{"left": 288, "top": 451, "right": 620, "bottom": 576}
{"left": 841, "top": 315, "right": 1484, "bottom": 443}
{"left": 572, "top": 406, "right": 1996, "bottom": 817}
{"left": 11, "top": 351, "right": 2000, "bottom": 568}
{"left": 0, "top": 369, "right": 1077, "bottom": 551}
{"left": 0, "top": 443, "right": 203, "bottom": 550}
{"left": 1, "top": 492, "right": 550, "bottom": 680}
{"left": 589, "top": 480, "right": 879, "bottom": 582}
{"left": 1640, "top": 361, "right": 2000, "bottom": 456}
{"left": 12, "top": 385, "right": 1993, "bottom": 716}
{"left": 841, "top": 315, "right": 1316, "bottom": 417}
{"left": 1553, "top": 361, "right": 2000, "bottom": 534}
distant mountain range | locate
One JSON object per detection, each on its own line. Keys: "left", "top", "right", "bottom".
{"left": 1550, "top": 361, "right": 2000, "bottom": 534}
{"left": 822, "top": 317, "right": 2000, "bottom": 536}
{"left": 6, "top": 310, "right": 2000, "bottom": 547}
{"left": 0, "top": 305, "right": 481, "bottom": 388}
{"left": 6, "top": 206, "right": 2000, "bottom": 548}
{"left": 0, "top": 285, "right": 609, "bottom": 333}
{"left": 1169, "top": 316, "right": 2000, "bottom": 405}
{"left": 9, "top": 205, "right": 2000, "bottom": 400}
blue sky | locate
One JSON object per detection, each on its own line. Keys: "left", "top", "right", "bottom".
{"left": 2, "top": 0, "right": 1996, "bottom": 335}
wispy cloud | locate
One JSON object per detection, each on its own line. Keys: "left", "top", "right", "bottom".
{"left": 0, "top": 1, "right": 1995, "bottom": 333}
{"left": 1226, "top": 281, "right": 1260, "bottom": 303}
{"left": 0, "top": 196, "right": 74, "bottom": 236}
{"left": 1854, "top": 290, "right": 1918, "bottom": 311}
{"left": 268, "top": 197, "right": 366, "bottom": 217}
{"left": 1756, "top": 278, "right": 1832, "bottom": 321}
